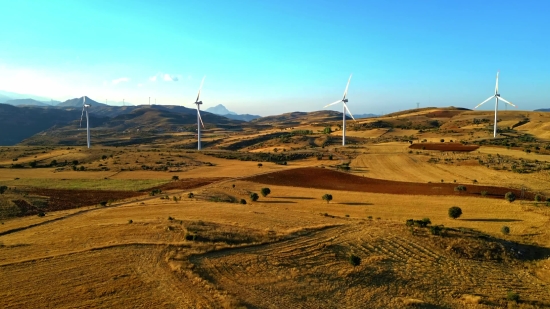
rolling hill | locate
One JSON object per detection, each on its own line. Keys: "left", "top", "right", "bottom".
{"left": 4, "top": 99, "right": 51, "bottom": 106}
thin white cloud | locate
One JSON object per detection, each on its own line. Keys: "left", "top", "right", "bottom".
{"left": 137, "top": 83, "right": 143, "bottom": 87}
{"left": 149, "top": 72, "right": 180, "bottom": 82}
{"left": 112, "top": 77, "right": 129, "bottom": 85}
{"left": 163, "top": 74, "right": 179, "bottom": 82}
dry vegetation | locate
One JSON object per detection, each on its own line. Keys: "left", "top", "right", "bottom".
{"left": 1, "top": 107, "right": 550, "bottom": 308}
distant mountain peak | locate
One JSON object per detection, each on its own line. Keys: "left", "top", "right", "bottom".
{"left": 205, "top": 104, "right": 237, "bottom": 115}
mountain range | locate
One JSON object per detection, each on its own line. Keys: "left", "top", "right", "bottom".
{"left": 205, "top": 104, "right": 261, "bottom": 121}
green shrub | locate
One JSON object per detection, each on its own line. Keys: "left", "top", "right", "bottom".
{"left": 37, "top": 212, "right": 46, "bottom": 217}
{"left": 172, "top": 175, "right": 179, "bottom": 181}
{"left": 534, "top": 194, "right": 543, "bottom": 202}
{"left": 188, "top": 192, "right": 194, "bottom": 198}
{"left": 322, "top": 194, "right": 333, "bottom": 204}
{"left": 250, "top": 193, "right": 259, "bottom": 201}
{"left": 405, "top": 219, "right": 414, "bottom": 226}
{"left": 240, "top": 199, "right": 247, "bottom": 205}
{"left": 448, "top": 206, "right": 462, "bottom": 219}
{"left": 454, "top": 185, "right": 467, "bottom": 192}
{"left": 429, "top": 225, "right": 444, "bottom": 236}
{"left": 349, "top": 254, "right": 361, "bottom": 266}
{"left": 480, "top": 191, "right": 488, "bottom": 197}
{"left": 501, "top": 226, "right": 510, "bottom": 235}
{"left": 505, "top": 192, "right": 516, "bottom": 202}
{"left": 260, "top": 187, "right": 271, "bottom": 197}
{"left": 0, "top": 186, "right": 7, "bottom": 194}
{"left": 99, "top": 201, "right": 108, "bottom": 207}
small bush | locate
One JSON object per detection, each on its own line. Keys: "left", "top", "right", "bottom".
{"left": 406, "top": 219, "right": 414, "bottom": 226}
{"left": 322, "top": 194, "right": 333, "bottom": 204}
{"left": 128, "top": 219, "right": 133, "bottom": 224}
{"left": 534, "top": 194, "right": 543, "bottom": 202}
{"left": 99, "top": 201, "right": 108, "bottom": 207}
{"left": 454, "top": 185, "right": 467, "bottom": 192}
{"left": 260, "top": 187, "right": 271, "bottom": 197}
{"left": 349, "top": 254, "right": 361, "bottom": 266}
{"left": 472, "top": 179, "right": 478, "bottom": 184}
{"left": 188, "top": 192, "right": 194, "bottom": 198}
{"left": 37, "top": 212, "right": 46, "bottom": 217}
{"left": 250, "top": 193, "right": 259, "bottom": 202}
{"left": 448, "top": 206, "right": 462, "bottom": 219}
{"left": 506, "top": 291, "right": 519, "bottom": 302}
{"left": 505, "top": 192, "right": 516, "bottom": 202}
{"left": 240, "top": 199, "right": 247, "bottom": 205}
{"left": 257, "top": 163, "right": 263, "bottom": 168}
{"left": 0, "top": 186, "right": 7, "bottom": 194}
{"left": 501, "top": 226, "right": 510, "bottom": 235}
{"left": 429, "top": 225, "right": 444, "bottom": 236}
{"left": 172, "top": 175, "right": 179, "bottom": 181}
{"left": 185, "top": 234, "right": 197, "bottom": 241}
{"left": 480, "top": 191, "right": 488, "bottom": 197}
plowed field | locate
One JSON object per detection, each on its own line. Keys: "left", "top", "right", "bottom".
{"left": 244, "top": 167, "right": 533, "bottom": 199}
{"left": 409, "top": 143, "right": 479, "bottom": 152}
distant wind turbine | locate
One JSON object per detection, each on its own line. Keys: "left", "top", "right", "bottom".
{"left": 79, "top": 96, "right": 91, "bottom": 148}
{"left": 474, "top": 71, "right": 517, "bottom": 138}
{"left": 194, "top": 76, "right": 206, "bottom": 150}
{"left": 324, "top": 74, "right": 356, "bottom": 146}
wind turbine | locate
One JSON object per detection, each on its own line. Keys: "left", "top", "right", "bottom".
{"left": 194, "top": 76, "right": 206, "bottom": 150}
{"left": 474, "top": 71, "right": 517, "bottom": 138}
{"left": 324, "top": 74, "right": 356, "bottom": 146}
{"left": 79, "top": 96, "right": 91, "bottom": 148}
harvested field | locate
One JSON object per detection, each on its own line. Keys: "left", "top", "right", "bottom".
{"left": 244, "top": 167, "right": 533, "bottom": 199}
{"left": 409, "top": 143, "right": 479, "bottom": 152}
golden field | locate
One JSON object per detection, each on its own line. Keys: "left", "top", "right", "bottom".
{"left": 1, "top": 108, "right": 550, "bottom": 308}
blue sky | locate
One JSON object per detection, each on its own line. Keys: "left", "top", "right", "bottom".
{"left": 1, "top": 0, "right": 549, "bottom": 116}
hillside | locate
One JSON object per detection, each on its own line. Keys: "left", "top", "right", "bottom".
{"left": 0, "top": 104, "right": 86, "bottom": 145}
{"left": 251, "top": 110, "right": 351, "bottom": 126}
{"left": 5, "top": 99, "right": 51, "bottom": 106}
{"left": 57, "top": 96, "right": 108, "bottom": 107}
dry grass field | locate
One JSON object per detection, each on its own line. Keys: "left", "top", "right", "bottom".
{"left": 1, "top": 108, "right": 550, "bottom": 308}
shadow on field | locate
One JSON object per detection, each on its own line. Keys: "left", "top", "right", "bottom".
{"left": 461, "top": 218, "right": 523, "bottom": 222}
{"left": 271, "top": 196, "right": 315, "bottom": 200}
{"left": 261, "top": 201, "right": 297, "bottom": 204}
{"left": 338, "top": 202, "right": 373, "bottom": 206}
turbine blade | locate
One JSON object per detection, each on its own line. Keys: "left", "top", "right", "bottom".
{"left": 342, "top": 74, "right": 352, "bottom": 100}
{"left": 196, "top": 76, "right": 205, "bottom": 102}
{"left": 198, "top": 109, "right": 205, "bottom": 128}
{"left": 495, "top": 71, "right": 499, "bottom": 94}
{"left": 474, "top": 96, "right": 495, "bottom": 109}
{"left": 343, "top": 103, "right": 356, "bottom": 121}
{"left": 80, "top": 106, "right": 85, "bottom": 127}
{"left": 324, "top": 100, "right": 342, "bottom": 108}
{"left": 498, "top": 97, "right": 517, "bottom": 108}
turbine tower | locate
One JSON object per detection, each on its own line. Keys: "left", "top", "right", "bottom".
{"left": 194, "top": 76, "right": 206, "bottom": 150}
{"left": 474, "top": 71, "right": 517, "bottom": 138}
{"left": 324, "top": 74, "right": 356, "bottom": 146}
{"left": 79, "top": 96, "right": 91, "bottom": 148}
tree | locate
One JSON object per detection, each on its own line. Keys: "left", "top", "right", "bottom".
{"left": 188, "top": 192, "right": 194, "bottom": 198}
{"left": 448, "top": 206, "right": 462, "bottom": 219}
{"left": 172, "top": 175, "right": 179, "bottom": 181}
{"left": 29, "top": 161, "right": 37, "bottom": 168}
{"left": 440, "top": 139, "right": 445, "bottom": 143}
{"left": 0, "top": 186, "right": 7, "bottom": 194}
{"left": 322, "top": 194, "right": 333, "bottom": 204}
{"left": 250, "top": 193, "right": 259, "bottom": 202}
{"left": 257, "top": 163, "right": 263, "bottom": 168}
{"left": 240, "top": 199, "right": 247, "bottom": 205}
{"left": 260, "top": 187, "right": 271, "bottom": 197}
{"left": 322, "top": 127, "right": 332, "bottom": 134}
{"left": 72, "top": 160, "right": 79, "bottom": 165}
{"left": 505, "top": 192, "right": 516, "bottom": 202}
{"left": 50, "top": 160, "right": 57, "bottom": 167}
{"left": 501, "top": 225, "right": 510, "bottom": 235}
{"left": 102, "top": 155, "right": 108, "bottom": 160}
{"left": 99, "top": 201, "right": 108, "bottom": 207}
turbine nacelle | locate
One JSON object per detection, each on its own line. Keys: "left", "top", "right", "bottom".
{"left": 195, "top": 101, "right": 203, "bottom": 105}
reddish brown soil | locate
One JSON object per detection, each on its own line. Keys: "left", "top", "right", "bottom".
{"left": 409, "top": 143, "right": 479, "bottom": 152}
{"left": 244, "top": 167, "right": 532, "bottom": 199}
{"left": 20, "top": 189, "right": 144, "bottom": 216}
{"left": 147, "top": 177, "right": 226, "bottom": 191}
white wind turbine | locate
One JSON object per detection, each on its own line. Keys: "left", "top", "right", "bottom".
{"left": 79, "top": 96, "right": 91, "bottom": 148}
{"left": 194, "top": 76, "right": 206, "bottom": 150}
{"left": 474, "top": 71, "right": 517, "bottom": 138}
{"left": 324, "top": 74, "right": 356, "bottom": 146}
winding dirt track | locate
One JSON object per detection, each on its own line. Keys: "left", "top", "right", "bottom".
{"left": 244, "top": 167, "right": 532, "bottom": 199}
